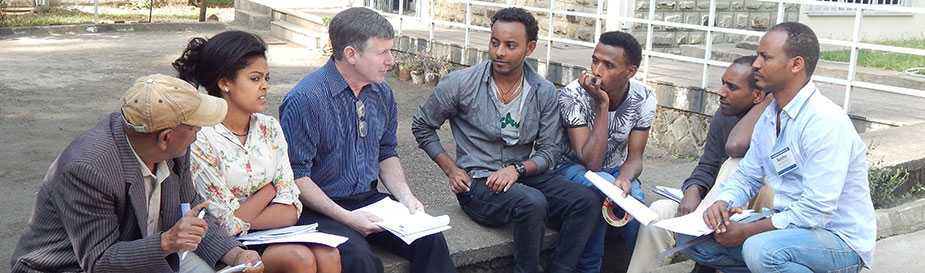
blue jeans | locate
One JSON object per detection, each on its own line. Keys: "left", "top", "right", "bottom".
{"left": 456, "top": 173, "right": 603, "bottom": 273}
{"left": 677, "top": 228, "right": 863, "bottom": 273}
{"left": 556, "top": 163, "right": 645, "bottom": 273}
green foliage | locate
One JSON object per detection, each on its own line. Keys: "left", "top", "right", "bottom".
{"left": 868, "top": 166, "right": 910, "bottom": 208}
{"left": 821, "top": 39, "right": 925, "bottom": 75}
{"left": 206, "top": 0, "right": 233, "bottom": 7}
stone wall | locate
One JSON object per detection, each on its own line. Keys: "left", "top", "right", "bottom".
{"left": 632, "top": 0, "right": 799, "bottom": 49}
{"left": 431, "top": 0, "right": 798, "bottom": 47}
{"left": 651, "top": 105, "right": 711, "bottom": 157}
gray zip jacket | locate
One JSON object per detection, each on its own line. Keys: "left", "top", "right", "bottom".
{"left": 411, "top": 60, "right": 563, "bottom": 178}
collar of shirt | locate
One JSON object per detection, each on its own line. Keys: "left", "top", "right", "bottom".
{"left": 319, "top": 58, "right": 382, "bottom": 99}
{"left": 767, "top": 81, "right": 818, "bottom": 121}
{"left": 124, "top": 135, "right": 171, "bottom": 183}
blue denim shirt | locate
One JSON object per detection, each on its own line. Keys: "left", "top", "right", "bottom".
{"left": 279, "top": 59, "right": 399, "bottom": 198}
{"left": 717, "top": 81, "right": 876, "bottom": 267}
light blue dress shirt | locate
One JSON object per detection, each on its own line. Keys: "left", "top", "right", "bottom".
{"left": 716, "top": 81, "right": 876, "bottom": 267}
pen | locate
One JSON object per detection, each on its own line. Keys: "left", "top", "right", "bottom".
{"left": 216, "top": 260, "right": 263, "bottom": 273}
{"left": 179, "top": 208, "right": 207, "bottom": 260}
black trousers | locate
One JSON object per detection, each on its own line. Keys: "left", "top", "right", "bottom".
{"left": 298, "top": 186, "right": 456, "bottom": 273}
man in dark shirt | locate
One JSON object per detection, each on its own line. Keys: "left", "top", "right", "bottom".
{"left": 625, "top": 56, "right": 772, "bottom": 273}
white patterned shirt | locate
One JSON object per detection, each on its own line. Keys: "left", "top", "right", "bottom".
{"left": 190, "top": 113, "right": 302, "bottom": 236}
{"left": 557, "top": 79, "right": 657, "bottom": 169}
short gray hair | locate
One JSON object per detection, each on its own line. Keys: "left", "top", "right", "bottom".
{"left": 329, "top": 7, "right": 394, "bottom": 60}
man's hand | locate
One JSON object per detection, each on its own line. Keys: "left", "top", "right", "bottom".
{"left": 614, "top": 177, "right": 632, "bottom": 198}
{"left": 160, "top": 201, "right": 209, "bottom": 254}
{"left": 444, "top": 165, "right": 471, "bottom": 194}
{"left": 399, "top": 195, "right": 425, "bottom": 214}
{"left": 677, "top": 186, "right": 704, "bottom": 217}
{"left": 704, "top": 201, "right": 731, "bottom": 233}
{"left": 233, "top": 250, "right": 264, "bottom": 273}
{"left": 345, "top": 210, "right": 384, "bottom": 236}
{"left": 579, "top": 72, "right": 609, "bottom": 107}
{"left": 487, "top": 166, "right": 519, "bottom": 193}
{"left": 714, "top": 221, "right": 749, "bottom": 247}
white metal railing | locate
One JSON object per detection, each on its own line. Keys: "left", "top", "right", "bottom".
{"left": 367, "top": 0, "right": 925, "bottom": 112}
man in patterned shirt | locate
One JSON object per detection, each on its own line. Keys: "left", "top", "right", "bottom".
{"left": 554, "top": 31, "right": 656, "bottom": 273}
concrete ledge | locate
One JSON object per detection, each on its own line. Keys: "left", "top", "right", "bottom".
{"left": 0, "top": 22, "right": 227, "bottom": 37}
{"left": 877, "top": 198, "right": 925, "bottom": 240}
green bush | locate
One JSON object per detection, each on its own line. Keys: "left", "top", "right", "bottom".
{"left": 868, "top": 166, "right": 909, "bottom": 208}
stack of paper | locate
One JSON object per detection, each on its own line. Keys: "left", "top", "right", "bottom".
{"left": 584, "top": 171, "right": 659, "bottom": 225}
{"left": 654, "top": 186, "right": 684, "bottom": 203}
{"left": 354, "top": 197, "right": 451, "bottom": 244}
{"left": 237, "top": 224, "right": 349, "bottom": 248}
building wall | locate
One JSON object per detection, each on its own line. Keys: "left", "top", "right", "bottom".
{"left": 800, "top": 0, "right": 925, "bottom": 41}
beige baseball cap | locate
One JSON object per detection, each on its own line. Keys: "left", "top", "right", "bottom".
{"left": 121, "top": 74, "right": 227, "bottom": 133}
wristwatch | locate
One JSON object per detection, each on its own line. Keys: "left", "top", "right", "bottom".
{"left": 510, "top": 162, "right": 527, "bottom": 177}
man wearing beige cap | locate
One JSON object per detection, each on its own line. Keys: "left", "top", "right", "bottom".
{"left": 11, "top": 74, "right": 263, "bottom": 273}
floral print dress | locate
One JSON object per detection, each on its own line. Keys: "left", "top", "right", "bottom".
{"left": 190, "top": 113, "right": 302, "bottom": 236}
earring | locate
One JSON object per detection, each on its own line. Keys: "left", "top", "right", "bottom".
{"left": 224, "top": 87, "right": 229, "bottom": 93}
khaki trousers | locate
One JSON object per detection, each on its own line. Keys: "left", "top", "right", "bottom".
{"left": 626, "top": 158, "right": 774, "bottom": 273}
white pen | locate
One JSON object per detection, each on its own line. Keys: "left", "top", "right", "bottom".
{"left": 216, "top": 260, "right": 263, "bottom": 273}
{"left": 179, "top": 208, "right": 207, "bottom": 260}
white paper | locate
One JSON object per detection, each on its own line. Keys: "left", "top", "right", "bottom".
{"left": 237, "top": 224, "right": 348, "bottom": 248}
{"left": 354, "top": 197, "right": 452, "bottom": 244}
{"left": 652, "top": 211, "right": 713, "bottom": 236}
{"left": 653, "top": 207, "right": 755, "bottom": 236}
{"left": 238, "top": 224, "right": 318, "bottom": 241}
{"left": 240, "top": 232, "right": 348, "bottom": 248}
{"left": 654, "top": 186, "right": 684, "bottom": 203}
{"left": 584, "top": 171, "right": 659, "bottom": 225}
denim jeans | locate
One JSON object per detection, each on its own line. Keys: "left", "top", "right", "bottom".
{"left": 677, "top": 228, "right": 863, "bottom": 273}
{"left": 556, "top": 163, "right": 645, "bottom": 273}
{"left": 456, "top": 173, "right": 603, "bottom": 273}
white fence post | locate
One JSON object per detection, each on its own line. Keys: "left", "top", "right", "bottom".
{"left": 594, "top": 0, "right": 603, "bottom": 43}
{"left": 700, "top": 0, "right": 717, "bottom": 89}
{"left": 605, "top": 0, "right": 625, "bottom": 31}
{"left": 546, "top": 0, "right": 555, "bottom": 77}
{"left": 642, "top": 0, "right": 656, "bottom": 82}
{"left": 428, "top": 0, "right": 435, "bottom": 49}
{"left": 844, "top": 7, "right": 863, "bottom": 112}
{"left": 463, "top": 0, "right": 471, "bottom": 63}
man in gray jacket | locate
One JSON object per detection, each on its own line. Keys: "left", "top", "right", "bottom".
{"left": 11, "top": 74, "right": 261, "bottom": 273}
{"left": 411, "top": 7, "right": 602, "bottom": 273}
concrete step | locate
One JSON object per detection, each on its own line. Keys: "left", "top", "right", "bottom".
{"left": 235, "top": 9, "right": 271, "bottom": 30}
{"left": 269, "top": 19, "right": 327, "bottom": 50}
{"left": 235, "top": 0, "right": 272, "bottom": 15}
{"left": 678, "top": 43, "right": 755, "bottom": 63}
{"left": 272, "top": 9, "right": 330, "bottom": 33}
{"left": 1, "top": 7, "right": 35, "bottom": 15}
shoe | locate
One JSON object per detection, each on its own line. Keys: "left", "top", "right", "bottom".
{"left": 690, "top": 263, "right": 716, "bottom": 273}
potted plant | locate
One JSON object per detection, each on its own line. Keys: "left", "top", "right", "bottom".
{"left": 410, "top": 50, "right": 431, "bottom": 85}
{"left": 425, "top": 56, "right": 450, "bottom": 86}
{"left": 396, "top": 54, "right": 416, "bottom": 81}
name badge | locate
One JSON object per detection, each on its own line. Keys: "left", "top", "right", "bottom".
{"left": 770, "top": 147, "right": 798, "bottom": 176}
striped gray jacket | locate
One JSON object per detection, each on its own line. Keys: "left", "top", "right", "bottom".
{"left": 11, "top": 112, "right": 240, "bottom": 273}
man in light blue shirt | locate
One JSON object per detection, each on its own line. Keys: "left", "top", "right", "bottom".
{"left": 677, "top": 22, "right": 875, "bottom": 273}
